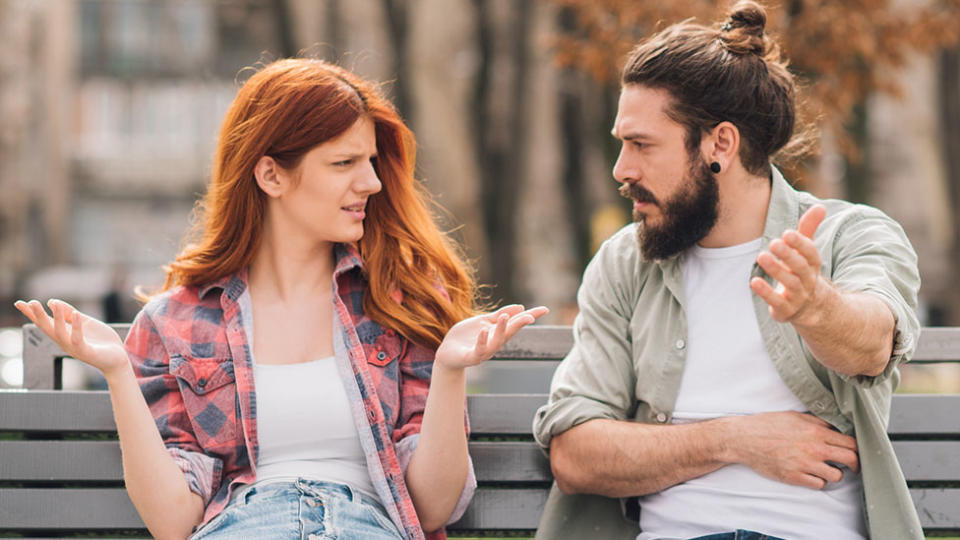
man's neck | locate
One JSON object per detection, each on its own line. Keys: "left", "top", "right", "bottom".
{"left": 699, "top": 167, "right": 772, "bottom": 248}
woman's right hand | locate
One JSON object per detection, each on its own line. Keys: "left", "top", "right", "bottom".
{"left": 14, "top": 299, "right": 130, "bottom": 378}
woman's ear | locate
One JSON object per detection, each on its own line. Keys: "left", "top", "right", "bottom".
{"left": 253, "top": 156, "right": 285, "bottom": 198}
{"left": 701, "top": 121, "right": 740, "bottom": 173}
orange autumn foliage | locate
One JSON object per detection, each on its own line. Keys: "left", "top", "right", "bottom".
{"left": 548, "top": 0, "right": 960, "bottom": 169}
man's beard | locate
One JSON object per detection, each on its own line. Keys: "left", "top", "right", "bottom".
{"left": 618, "top": 157, "right": 719, "bottom": 261}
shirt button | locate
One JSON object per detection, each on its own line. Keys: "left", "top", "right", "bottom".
{"left": 655, "top": 412, "right": 668, "bottom": 423}
{"left": 675, "top": 339, "right": 686, "bottom": 350}
{"left": 813, "top": 401, "right": 824, "bottom": 410}
{"left": 377, "top": 351, "right": 387, "bottom": 361}
{"left": 197, "top": 378, "right": 207, "bottom": 387}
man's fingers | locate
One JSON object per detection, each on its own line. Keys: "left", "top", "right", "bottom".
{"left": 809, "top": 461, "right": 844, "bottom": 485}
{"left": 825, "top": 430, "right": 858, "bottom": 452}
{"left": 797, "top": 205, "right": 826, "bottom": 239}
{"left": 750, "top": 277, "right": 789, "bottom": 317}
{"left": 769, "top": 240, "right": 816, "bottom": 286}
{"left": 823, "top": 446, "right": 860, "bottom": 474}
{"left": 783, "top": 231, "right": 822, "bottom": 269}
{"left": 756, "top": 252, "right": 802, "bottom": 292}
{"left": 793, "top": 472, "right": 827, "bottom": 490}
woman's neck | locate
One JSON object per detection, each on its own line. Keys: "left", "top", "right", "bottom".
{"left": 248, "top": 219, "right": 335, "bottom": 303}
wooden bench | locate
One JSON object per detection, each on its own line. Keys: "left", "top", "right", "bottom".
{"left": 2, "top": 324, "right": 959, "bottom": 537}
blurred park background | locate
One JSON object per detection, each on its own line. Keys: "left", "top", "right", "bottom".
{"left": 0, "top": 0, "right": 959, "bottom": 392}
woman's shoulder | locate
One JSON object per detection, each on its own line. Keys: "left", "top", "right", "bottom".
{"left": 137, "top": 283, "right": 218, "bottom": 324}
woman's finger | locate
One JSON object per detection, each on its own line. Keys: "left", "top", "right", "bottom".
{"left": 50, "top": 300, "right": 70, "bottom": 345}
{"left": 27, "top": 300, "right": 56, "bottom": 336}
{"left": 486, "top": 304, "right": 524, "bottom": 322}
{"left": 13, "top": 301, "right": 37, "bottom": 324}
{"left": 71, "top": 311, "right": 86, "bottom": 350}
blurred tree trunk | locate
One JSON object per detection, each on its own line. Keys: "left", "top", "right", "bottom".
{"left": 939, "top": 46, "right": 960, "bottom": 325}
{"left": 382, "top": 0, "right": 413, "bottom": 121}
{"left": 845, "top": 102, "right": 871, "bottom": 204}
{"left": 325, "top": 0, "right": 343, "bottom": 59}
{"left": 556, "top": 7, "right": 591, "bottom": 274}
{"left": 471, "top": 0, "right": 533, "bottom": 303}
{"left": 269, "top": 0, "right": 297, "bottom": 57}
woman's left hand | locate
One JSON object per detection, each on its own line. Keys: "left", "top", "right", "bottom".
{"left": 434, "top": 304, "right": 549, "bottom": 370}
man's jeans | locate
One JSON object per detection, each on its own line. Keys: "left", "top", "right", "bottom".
{"left": 690, "top": 530, "right": 786, "bottom": 540}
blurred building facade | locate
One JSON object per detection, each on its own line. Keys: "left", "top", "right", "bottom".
{"left": 0, "top": 0, "right": 957, "bottom": 337}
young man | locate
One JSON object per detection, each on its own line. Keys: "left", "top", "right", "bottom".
{"left": 532, "top": 3, "right": 922, "bottom": 539}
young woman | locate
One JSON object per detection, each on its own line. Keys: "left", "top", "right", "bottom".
{"left": 15, "top": 58, "right": 546, "bottom": 540}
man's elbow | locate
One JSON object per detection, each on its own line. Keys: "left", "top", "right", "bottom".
{"left": 860, "top": 354, "right": 889, "bottom": 377}
{"left": 549, "top": 437, "right": 586, "bottom": 494}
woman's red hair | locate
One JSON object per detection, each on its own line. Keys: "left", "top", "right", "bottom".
{"left": 155, "top": 58, "right": 476, "bottom": 348}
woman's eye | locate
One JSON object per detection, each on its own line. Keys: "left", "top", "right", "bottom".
{"left": 333, "top": 159, "right": 353, "bottom": 167}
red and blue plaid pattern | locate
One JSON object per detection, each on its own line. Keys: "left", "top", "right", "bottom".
{"left": 124, "top": 243, "right": 472, "bottom": 539}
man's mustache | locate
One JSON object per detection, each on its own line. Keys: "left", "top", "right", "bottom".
{"left": 618, "top": 182, "right": 659, "bottom": 206}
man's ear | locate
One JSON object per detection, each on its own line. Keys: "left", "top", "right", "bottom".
{"left": 254, "top": 155, "right": 286, "bottom": 198}
{"left": 702, "top": 121, "right": 740, "bottom": 173}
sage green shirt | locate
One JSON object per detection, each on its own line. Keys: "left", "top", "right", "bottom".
{"left": 533, "top": 168, "right": 922, "bottom": 540}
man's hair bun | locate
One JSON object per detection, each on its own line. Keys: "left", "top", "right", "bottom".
{"left": 719, "top": 1, "right": 769, "bottom": 56}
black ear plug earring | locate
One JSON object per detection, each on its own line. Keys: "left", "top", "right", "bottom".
{"left": 709, "top": 162, "right": 722, "bottom": 174}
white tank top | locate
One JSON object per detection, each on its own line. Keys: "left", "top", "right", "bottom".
{"left": 637, "top": 239, "right": 865, "bottom": 540}
{"left": 253, "top": 357, "right": 380, "bottom": 502}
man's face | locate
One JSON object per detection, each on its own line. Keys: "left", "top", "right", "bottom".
{"left": 611, "top": 85, "right": 719, "bottom": 260}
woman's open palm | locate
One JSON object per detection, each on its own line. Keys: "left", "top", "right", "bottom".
{"left": 14, "top": 299, "right": 129, "bottom": 376}
{"left": 435, "top": 304, "right": 549, "bottom": 370}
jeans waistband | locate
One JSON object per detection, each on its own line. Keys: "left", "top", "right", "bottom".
{"left": 230, "top": 477, "right": 382, "bottom": 511}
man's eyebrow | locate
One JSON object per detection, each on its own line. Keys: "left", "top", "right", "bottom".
{"left": 611, "top": 129, "right": 654, "bottom": 141}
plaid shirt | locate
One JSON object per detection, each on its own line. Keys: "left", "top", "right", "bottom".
{"left": 125, "top": 243, "right": 475, "bottom": 539}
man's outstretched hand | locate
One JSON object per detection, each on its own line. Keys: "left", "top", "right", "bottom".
{"left": 751, "top": 205, "right": 829, "bottom": 326}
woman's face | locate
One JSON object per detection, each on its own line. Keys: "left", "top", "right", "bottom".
{"left": 276, "top": 116, "right": 382, "bottom": 246}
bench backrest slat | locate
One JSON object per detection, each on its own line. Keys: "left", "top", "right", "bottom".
{"left": 4, "top": 390, "right": 958, "bottom": 437}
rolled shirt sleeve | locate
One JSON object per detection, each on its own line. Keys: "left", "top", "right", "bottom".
{"left": 124, "top": 306, "right": 225, "bottom": 506}
{"left": 534, "top": 228, "right": 640, "bottom": 452}
{"left": 826, "top": 205, "right": 921, "bottom": 386}
{"left": 394, "top": 339, "right": 477, "bottom": 525}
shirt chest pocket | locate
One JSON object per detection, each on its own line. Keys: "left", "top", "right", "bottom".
{"left": 367, "top": 330, "right": 404, "bottom": 367}
{"left": 169, "top": 354, "right": 238, "bottom": 451}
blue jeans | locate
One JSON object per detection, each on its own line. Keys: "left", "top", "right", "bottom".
{"left": 189, "top": 478, "right": 402, "bottom": 540}
{"left": 689, "top": 531, "right": 785, "bottom": 540}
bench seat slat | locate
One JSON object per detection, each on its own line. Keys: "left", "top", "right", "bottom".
{"left": 1, "top": 487, "right": 957, "bottom": 531}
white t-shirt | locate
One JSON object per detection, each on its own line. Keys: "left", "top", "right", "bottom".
{"left": 637, "top": 239, "right": 865, "bottom": 540}
{"left": 253, "top": 357, "right": 380, "bottom": 503}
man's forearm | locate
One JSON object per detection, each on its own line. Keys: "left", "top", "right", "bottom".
{"left": 549, "top": 411, "right": 862, "bottom": 497}
{"left": 549, "top": 417, "right": 730, "bottom": 497}
{"left": 793, "top": 279, "right": 896, "bottom": 377}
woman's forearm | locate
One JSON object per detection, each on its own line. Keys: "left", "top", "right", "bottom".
{"left": 103, "top": 364, "right": 204, "bottom": 539}
{"left": 403, "top": 364, "right": 469, "bottom": 532}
